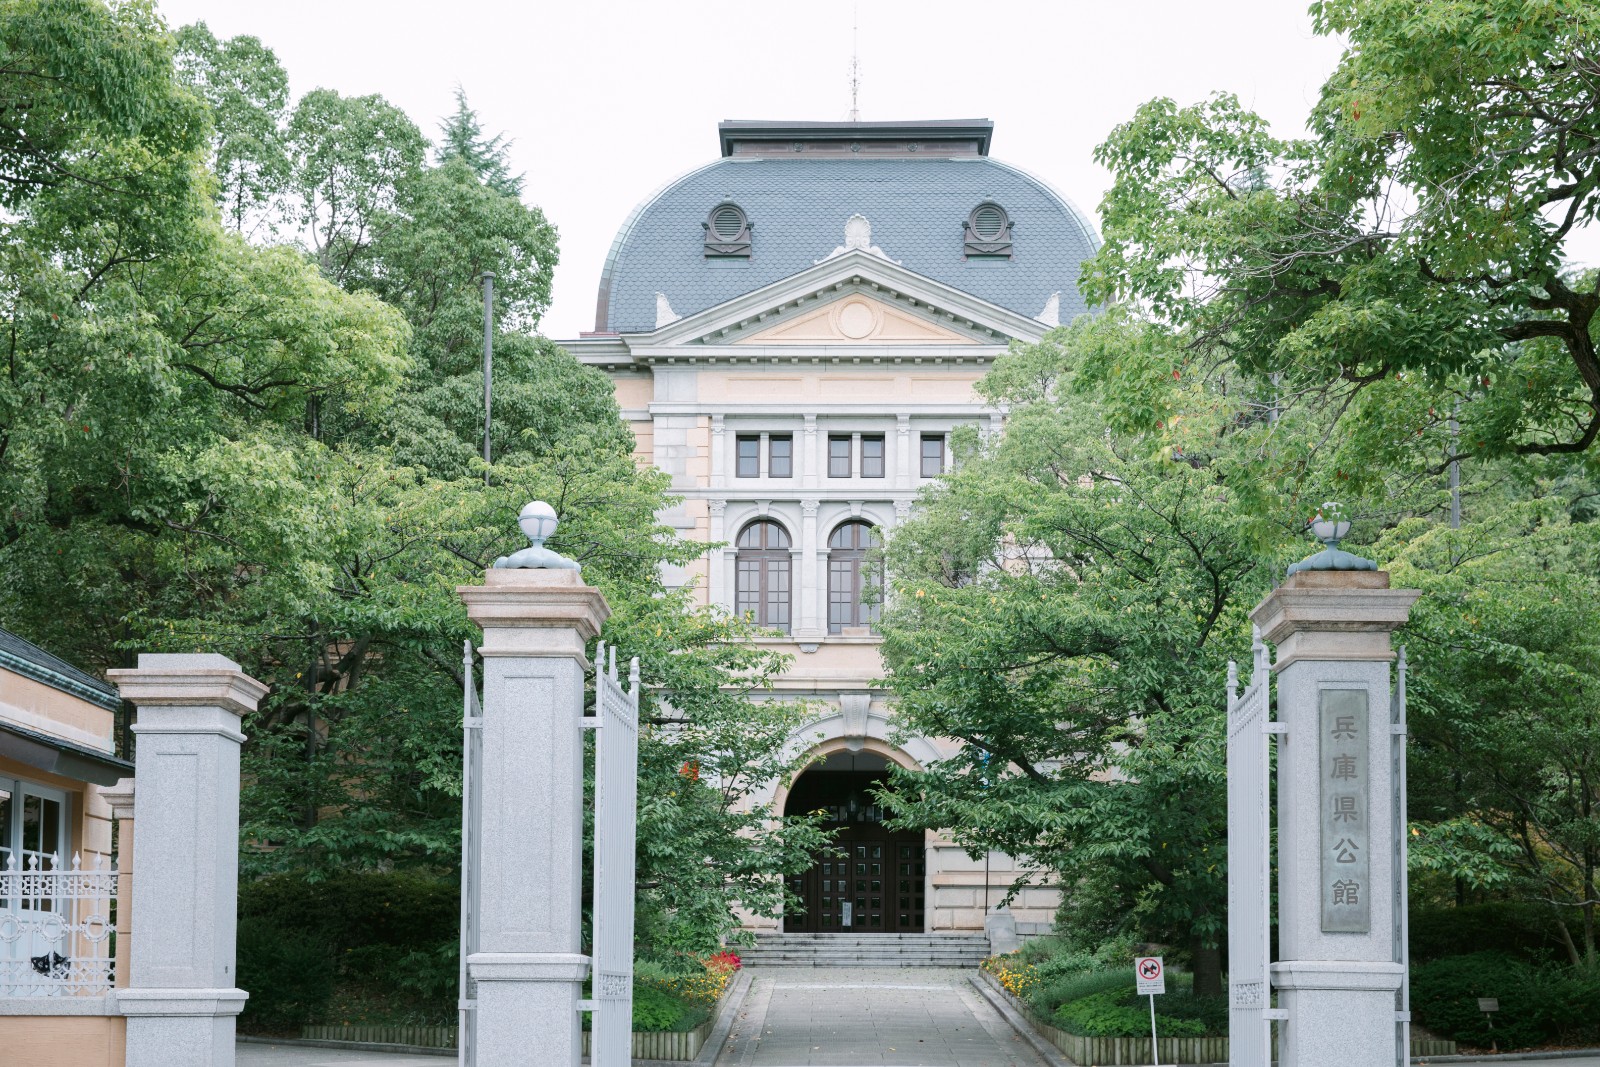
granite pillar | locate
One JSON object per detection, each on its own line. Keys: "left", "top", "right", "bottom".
{"left": 107, "top": 654, "right": 268, "bottom": 1067}
{"left": 1252, "top": 571, "right": 1419, "bottom": 1067}
{"left": 457, "top": 569, "right": 609, "bottom": 1067}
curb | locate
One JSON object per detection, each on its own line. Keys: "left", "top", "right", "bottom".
{"left": 1419, "top": 1052, "right": 1600, "bottom": 1064}
{"left": 967, "top": 971, "right": 1077, "bottom": 1067}
{"left": 693, "top": 968, "right": 754, "bottom": 1067}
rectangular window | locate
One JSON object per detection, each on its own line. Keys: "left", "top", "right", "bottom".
{"left": 860, "top": 435, "right": 885, "bottom": 478}
{"left": 920, "top": 434, "right": 946, "bottom": 478}
{"left": 828, "top": 435, "right": 852, "bottom": 478}
{"left": 736, "top": 435, "right": 760, "bottom": 478}
{"left": 768, "top": 435, "right": 793, "bottom": 478}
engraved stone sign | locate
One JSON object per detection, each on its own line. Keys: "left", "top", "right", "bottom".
{"left": 1320, "top": 688, "right": 1370, "bottom": 933}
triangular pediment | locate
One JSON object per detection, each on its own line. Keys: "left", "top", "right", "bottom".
{"left": 734, "top": 293, "right": 977, "bottom": 345}
{"left": 639, "top": 249, "right": 1047, "bottom": 349}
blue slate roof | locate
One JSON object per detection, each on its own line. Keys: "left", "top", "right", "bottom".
{"left": 0, "top": 626, "right": 120, "bottom": 711}
{"left": 595, "top": 155, "right": 1101, "bottom": 334}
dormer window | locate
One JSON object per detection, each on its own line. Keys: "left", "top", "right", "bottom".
{"left": 963, "top": 201, "right": 1013, "bottom": 258}
{"left": 704, "top": 202, "right": 752, "bottom": 257}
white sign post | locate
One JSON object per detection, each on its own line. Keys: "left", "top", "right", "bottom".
{"left": 1136, "top": 956, "right": 1166, "bottom": 1067}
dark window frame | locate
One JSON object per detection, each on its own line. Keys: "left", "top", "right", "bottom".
{"left": 736, "top": 435, "right": 761, "bottom": 478}
{"left": 860, "top": 435, "right": 886, "bottom": 478}
{"left": 920, "top": 434, "right": 946, "bottom": 478}
{"left": 735, "top": 520, "right": 792, "bottom": 632}
{"left": 768, "top": 434, "right": 793, "bottom": 478}
{"left": 828, "top": 435, "right": 853, "bottom": 479}
{"left": 827, "top": 520, "right": 881, "bottom": 633}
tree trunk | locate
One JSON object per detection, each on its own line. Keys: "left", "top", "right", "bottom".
{"left": 1191, "top": 939, "right": 1223, "bottom": 998}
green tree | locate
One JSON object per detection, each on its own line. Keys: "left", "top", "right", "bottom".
{"left": 1088, "top": 0, "right": 1600, "bottom": 474}
{"left": 878, "top": 317, "right": 1287, "bottom": 995}
{"left": 435, "top": 86, "right": 523, "bottom": 198}
{"left": 173, "top": 21, "right": 291, "bottom": 237}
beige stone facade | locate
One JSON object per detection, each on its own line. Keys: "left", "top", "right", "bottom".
{"left": 569, "top": 255, "right": 1060, "bottom": 934}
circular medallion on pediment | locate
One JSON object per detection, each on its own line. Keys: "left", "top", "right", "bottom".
{"left": 837, "top": 299, "right": 876, "bottom": 339}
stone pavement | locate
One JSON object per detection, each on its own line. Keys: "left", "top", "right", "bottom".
{"left": 237, "top": 1042, "right": 446, "bottom": 1066}
{"left": 715, "top": 967, "right": 1048, "bottom": 1067}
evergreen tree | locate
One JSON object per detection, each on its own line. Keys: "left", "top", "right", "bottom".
{"left": 435, "top": 85, "right": 523, "bottom": 198}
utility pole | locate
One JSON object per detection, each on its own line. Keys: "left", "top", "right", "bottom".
{"left": 1448, "top": 404, "right": 1461, "bottom": 530}
{"left": 482, "top": 272, "right": 494, "bottom": 485}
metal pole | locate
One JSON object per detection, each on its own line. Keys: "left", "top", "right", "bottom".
{"left": 1448, "top": 405, "right": 1460, "bottom": 529}
{"left": 1149, "top": 993, "right": 1160, "bottom": 1067}
{"left": 482, "top": 272, "right": 495, "bottom": 485}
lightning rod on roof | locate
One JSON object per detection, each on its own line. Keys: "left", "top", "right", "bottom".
{"left": 848, "top": 1, "right": 861, "bottom": 122}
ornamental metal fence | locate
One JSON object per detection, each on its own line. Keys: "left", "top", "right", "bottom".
{"left": 0, "top": 851, "right": 117, "bottom": 997}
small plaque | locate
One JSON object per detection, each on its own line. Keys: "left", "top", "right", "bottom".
{"left": 1479, "top": 998, "right": 1500, "bottom": 1013}
{"left": 1320, "top": 689, "right": 1371, "bottom": 933}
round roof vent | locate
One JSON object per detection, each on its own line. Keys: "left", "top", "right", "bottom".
{"left": 704, "top": 202, "right": 752, "bottom": 257}
{"left": 971, "top": 203, "right": 1007, "bottom": 240}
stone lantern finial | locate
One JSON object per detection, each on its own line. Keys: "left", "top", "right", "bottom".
{"left": 1286, "top": 501, "right": 1377, "bottom": 576}
{"left": 493, "top": 500, "right": 581, "bottom": 571}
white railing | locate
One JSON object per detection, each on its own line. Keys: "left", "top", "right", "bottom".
{"left": 0, "top": 852, "right": 118, "bottom": 997}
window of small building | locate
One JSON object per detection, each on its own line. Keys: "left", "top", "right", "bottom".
{"left": 828, "top": 436, "right": 853, "bottom": 478}
{"left": 0, "top": 777, "right": 68, "bottom": 875}
{"left": 769, "top": 435, "right": 793, "bottom": 478}
{"left": 920, "top": 434, "right": 946, "bottom": 478}
{"left": 736, "top": 435, "right": 760, "bottom": 478}
{"left": 736, "top": 520, "right": 792, "bottom": 631}
{"left": 860, "top": 435, "right": 886, "bottom": 478}
{"left": 828, "top": 521, "right": 881, "bottom": 633}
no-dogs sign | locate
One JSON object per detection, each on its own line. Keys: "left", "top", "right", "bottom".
{"left": 1135, "top": 956, "right": 1166, "bottom": 995}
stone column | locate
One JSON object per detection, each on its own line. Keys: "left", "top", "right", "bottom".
{"left": 1251, "top": 570, "right": 1419, "bottom": 1067}
{"left": 106, "top": 654, "right": 268, "bottom": 1067}
{"left": 458, "top": 568, "right": 609, "bottom": 1067}
{"left": 100, "top": 778, "right": 136, "bottom": 990}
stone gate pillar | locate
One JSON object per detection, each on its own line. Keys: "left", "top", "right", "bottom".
{"left": 1251, "top": 560, "right": 1419, "bottom": 1067}
{"left": 107, "top": 653, "right": 268, "bottom": 1067}
{"left": 458, "top": 515, "right": 609, "bottom": 1067}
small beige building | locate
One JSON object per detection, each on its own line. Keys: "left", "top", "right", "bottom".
{"left": 0, "top": 627, "right": 133, "bottom": 1063}
{"left": 566, "top": 118, "right": 1099, "bottom": 936}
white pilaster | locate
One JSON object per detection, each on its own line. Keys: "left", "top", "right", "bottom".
{"left": 457, "top": 569, "right": 609, "bottom": 1067}
{"left": 107, "top": 654, "right": 268, "bottom": 1067}
{"left": 1252, "top": 570, "right": 1419, "bottom": 1067}
{"left": 708, "top": 499, "right": 727, "bottom": 612}
{"left": 896, "top": 415, "right": 912, "bottom": 490}
{"left": 802, "top": 415, "right": 819, "bottom": 490}
{"left": 710, "top": 414, "right": 726, "bottom": 486}
{"left": 799, "top": 498, "right": 821, "bottom": 636}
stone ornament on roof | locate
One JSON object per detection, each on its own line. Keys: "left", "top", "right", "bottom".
{"left": 655, "top": 293, "right": 680, "bottom": 328}
{"left": 817, "top": 214, "right": 900, "bottom": 264}
{"left": 493, "top": 501, "right": 581, "bottom": 571}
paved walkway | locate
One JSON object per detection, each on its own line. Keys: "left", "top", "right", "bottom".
{"left": 715, "top": 967, "right": 1048, "bottom": 1067}
{"left": 237, "top": 1043, "right": 446, "bottom": 1066}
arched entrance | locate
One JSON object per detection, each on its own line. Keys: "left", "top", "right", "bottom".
{"left": 782, "top": 752, "right": 926, "bottom": 933}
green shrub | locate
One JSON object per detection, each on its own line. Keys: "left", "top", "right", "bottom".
{"left": 236, "top": 918, "right": 336, "bottom": 1032}
{"left": 1053, "top": 989, "right": 1206, "bottom": 1038}
{"left": 236, "top": 871, "right": 459, "bottom": 1031}
{"left": 1409, "top": 902, "right": 1563, "bottom": 964}
{"left": 1412, "top": 952, "right": 1600, "bottom": 1049}
{"left": 630, "top": 982, "right": 709, "bottom": 1032}
{"left": 1412, "top": 952, "right": 1545, "bottom": 1049}
{"left": 1029, "top": 967, "right": 1131, "bottom": 1017}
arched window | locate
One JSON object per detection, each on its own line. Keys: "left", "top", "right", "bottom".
{"left": 736, "top": 520, "right": 791, "bottom": 631}
{"left": 828, "top": 521, "right": 880, "bottom": 633}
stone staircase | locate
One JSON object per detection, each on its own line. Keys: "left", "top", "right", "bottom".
{"left": 735, "top": 932, "right": 991, "bottom": 968}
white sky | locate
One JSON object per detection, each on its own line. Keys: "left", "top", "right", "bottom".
{"left": 154, "top": 1, "right": 1599, "bottom": 340}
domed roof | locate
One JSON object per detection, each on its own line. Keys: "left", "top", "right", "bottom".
{"left": 593, "top": 121, "right": 1100, "bottom": 334}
